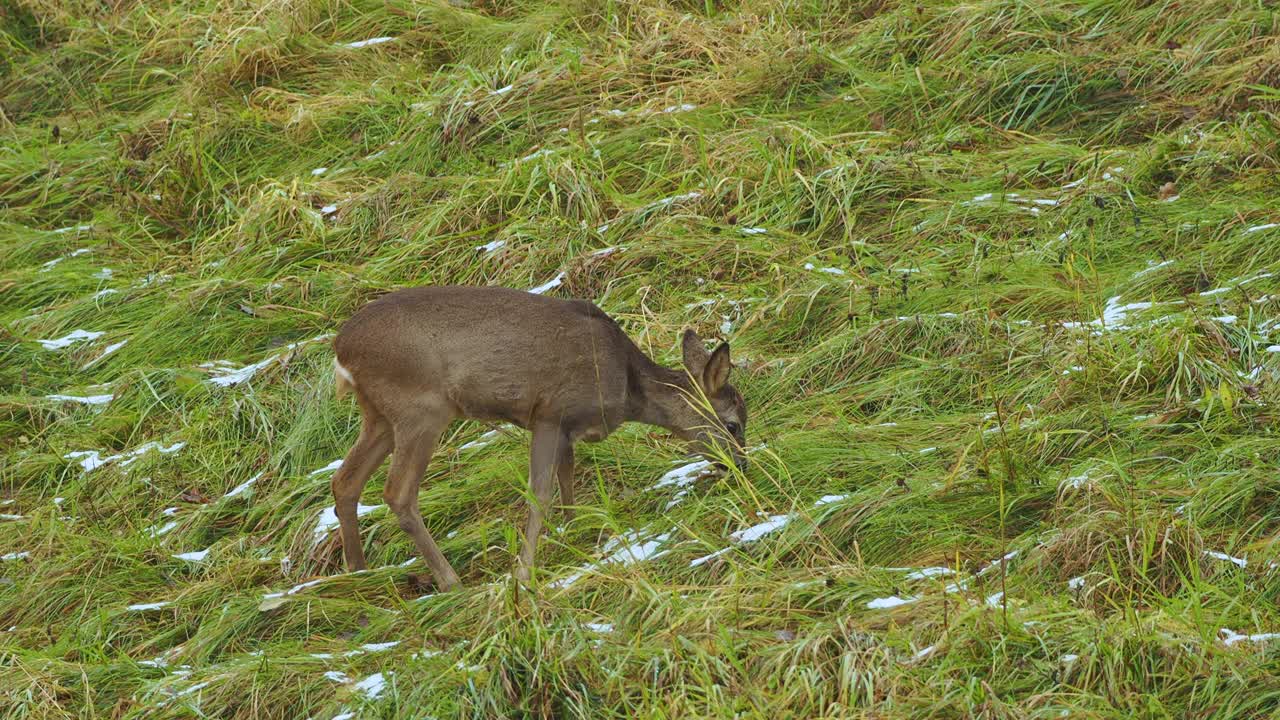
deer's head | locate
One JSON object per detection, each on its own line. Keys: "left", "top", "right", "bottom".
{"left": 672, "top": 329, "right": 748, "bottom": 470}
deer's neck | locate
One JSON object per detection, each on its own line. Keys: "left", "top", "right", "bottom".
{"left": 625, "top": 356, "right": 692, "bottom": 433}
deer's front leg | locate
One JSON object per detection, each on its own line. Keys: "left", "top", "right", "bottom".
{"left": 516, "top": 423, "right": 568, "bottom": 583}
{"left": 556, "top": 443, "right": 575, "bottom": 522}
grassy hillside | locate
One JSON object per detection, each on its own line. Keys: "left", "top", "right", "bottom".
{"left": 3, "top": 0, "right": 1279, "bottom": 716}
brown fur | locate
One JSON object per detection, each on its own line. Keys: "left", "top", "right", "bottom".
{"left": 328, "top": 285, "right": 747, "bottom": 588}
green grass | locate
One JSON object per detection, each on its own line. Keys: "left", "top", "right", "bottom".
{"left": 3, "top": 0, "right": 1280, "bottom": 717}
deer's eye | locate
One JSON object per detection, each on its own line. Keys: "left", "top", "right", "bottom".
{"left": 725, "top": 421, "right": 740, "bottom": 435}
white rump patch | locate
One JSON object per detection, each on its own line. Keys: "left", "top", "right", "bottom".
{"left": 334, "top": 359, "right": 355, "bottom": 386}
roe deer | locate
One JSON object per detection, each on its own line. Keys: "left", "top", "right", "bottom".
{"left": 330, "top": 285, "right": 747, "bottom": 589}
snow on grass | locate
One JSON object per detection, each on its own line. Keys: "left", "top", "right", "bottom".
{"left": 551, "top": 530, "right": 673, "bottom": 589}
{"left": 37, "top": 329, "right": 104, "bottom": 350}
{"left": 309, "top": 459, "right": 344, "bottom": 475}
{"left": 584, "top": 622, "right": 614, "bottom": 633}
{"left": 1242, "top": 223, "right": 1278, "bottom": 234}
{"left": 740, "top": 227, "right": 767, "bottom": 235}
{"left": 460, "top": 429, "right": 502, "bottom": 451}
{"left": 81, "top": 339, "right": 127, "bottom": 369}
{"left": 353, "top": 672, "right": 390, "bottom": 698}
{"left": 343, "top": 36, "right": 394, "bottom": 48}
{"left": 65, "top": 441, "right": 184, "bottom": 474}
{"left": 223, "top": 472, "right": 263, "bottom": 500}
{"left": 1068, "top": 576, "right": 1085, "bottom": 591}
{"left": 476, "top": 239, "right": 506, "bottom": 254}
{"left": 201, "top": 334, "right": 333, "bottom": 387}
{"left": 127, "top": 601, "right": 172, "bottom": 611}
{"left": 173, "top": 548, "right": 210, "bottom": 563}
{"left": 731, "top": 514, "right": 792, "bottom": 543}
{"left": 1136, "top": 258, "right": 1172, "bottom": 279}
{"left": 649, "top": 459, "right": 713, "bottom": 509}
{"left": 145, "top": 520, "right": 178, "bottom": 538}
{"left": 529, "top": 272, "right": 565, "bottom": 295}
{"left": 1, "top": 552, "right": 31, "bottom": 561}
{"left": 803, "top": 263, "right": 846, "bottom": 275}
{"left": 1220, "top": 628, "right": 1280, "bottom": 646}
{"left": 311, "top": 503, "right": 384, "bottom": 547}
{"left": 45, "top": 393, "right": 113, "bottom": 406}
{"left": 39, "top": 247, "right": 91, "bottom": 271}
{"left": 985, "top": 591, "right": 1005, "bottom": 607}
{"left": 661, "top": 103, "right": 696, "bottom": 113}
{"left": 1199, "top": 271, "right": 1274, "bottom": 297}
{"left": 690, "top": 494, "right": 848, "bottom": 566}
{"left": 866, "top": 595, "right": 919, "bottom": 609}
{"left": 1204, "top": 550, "right": 1247, "bottom": 568}
{"left": 904, "top": 567, "right": 955, "bottom": 580}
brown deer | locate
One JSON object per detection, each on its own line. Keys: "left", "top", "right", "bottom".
{"left": 329, "top": 286, "right": 747, "bottom": 589}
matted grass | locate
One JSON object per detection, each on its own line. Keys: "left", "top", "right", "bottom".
{"left": 2, "top": 0, "right": 1279, "bottom": 717}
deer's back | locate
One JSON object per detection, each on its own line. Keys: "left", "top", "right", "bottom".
{"left": 334, "top": 286, "right": 636, "bottom": 430}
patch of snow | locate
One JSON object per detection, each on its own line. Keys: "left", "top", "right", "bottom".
{"left": 529, "top": 272, "right": 565, "bottom": 295}
{"left": 127, "top": 601, "right": 171, "bottom": 611}
{"left": 689, "top": 547, "right": 731, "bottom": 567}
{"left": 173, "top": 548, "right": 210, "bottom": 563}
{"left": 1133, "top": 259, "right": 1175, "bottom": 279}
{"left": 324, "top": 670, "right": 351, "bottom": 683}
{"left": 550, "top": 530, "right": 672, "bottom": 589}
{"left": 914, "top": 645, "right": 936, "bottom": 660}
{"left": 1064, "top": 472, "right": 1090, "bottom": 489}
{"left": 65, "top": 441, "right": 184, "bottom": 474}
{"left": 311, "top": 167, "right": 328, "bottom": 176}
{"left": 867, "top": 595, "right": 918, "bottom": 609}
{"left": 460, "top": 429, "right": 502, "bottom": 450}
{"left": 93, "top": 268, "right": 113, "bottom": 279}
{"left": 584, "top": 622, "right": 614, "bottom": 633}
{"left": 590, "top": 246, "right": 621, "bottom": 257}
{"left": 985, "top": 591, "right": 1005, "bottom": 607}
{"left": 1204, "top": 550, "right": 1247, "bottom": 568}
{"left": 309, "top": 459, "right": 343, "bottom": 476}
{"left": 904, "top": 567, "right": 954, "bottom": 580}
{"left": 37, "top": 329, "right": 104, "bottom": 350}
{"left": 320, "top": 204, "right": 338, "bottom": 216}
{"left": 644, "top": 191, "right": 702, "bottom": 212}
{"left": 1068, "top": 576, "right": 1085, "bottom": 591}
{"left": 81, "top": 339, "right": 127, "bottom": 369}
{"left": 343, "top": 36, "right": 394, "bottom": 48}
{"left": 661, "top": 103, "right": 696, "bottom": 113}
{"left": 311, "top": 503, "right": 384, "bottom": 546}
{"left": 46, "top": 393, "right": 113, "bottom": 406}
{"left": 1061, "top": 654, "right": 1079, "bottom": 663}
{"left": 223, "top": 472, "right": 263, "bottom": 499}
{"left": 1162, "top": 195, "right": 1180, "bottom": 203}
{"left": 740, "top": 227, "right": 767, "bottom": 235}
{"left": 353, "top": 672, "right": 389, "bottom": 698}
{"left": 39, "top": 247, "right": 92, "bottom": 271}
{"left": 814, "top": 494, "right": 847, "bottom": 506}
{"left": 1243, "top": 223, "right": 1278, "bottom": 234}
{"left": 145, "top": 520, "right": 178, "bottom": 538}
{"left": 1, "top": 552, "right": 31, "bottom": 561}
{"left": 490, "top": 84, "right": 514, "bottom": 96}
{"left": 730, "top": 514, "right": 791, "bottom": 543}
{"left": 476, "top": 239, "right": 506, "bottom": 254}
{"left": 1220, "top": 628, "right": 1280, "bottom": 646}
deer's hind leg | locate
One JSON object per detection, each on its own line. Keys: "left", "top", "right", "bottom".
{"left": 332, "top": 397, "right": 394, "bottom": 572}
{"left": 382, "top": 402, "right": 461, "bottom": 591}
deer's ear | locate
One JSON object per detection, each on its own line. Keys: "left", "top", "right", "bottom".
{"left": 682, "top": 328, "right": 710, "bottom": 374}
{"left": 702, "top": 342, "right": 731, "bottom": 394}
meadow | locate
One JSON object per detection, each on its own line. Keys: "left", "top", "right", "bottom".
{"left": 2, "top": 0, "right": 1279, "bottom": 717}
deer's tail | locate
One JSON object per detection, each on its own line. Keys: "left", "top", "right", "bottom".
{"left": 334, "top": 358, "right": 355, "bottom": 400}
